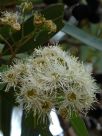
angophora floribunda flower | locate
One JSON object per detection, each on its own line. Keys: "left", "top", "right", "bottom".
{"left": 1, "top": 46, "right": 98, "bottom": 122}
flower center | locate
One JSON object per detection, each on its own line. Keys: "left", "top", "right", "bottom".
{"left": 59, "top": 107, "right": 68, "bottom": 119}
{"left": 7, "top": 73, "right": 14, "bottom": 78}
{"left": 42, "top": 101, "right": 52, "bottom": 112}
{"left": 37, "top": 60, "right": 45, "bottom": 65}
{"left": 27, "top": 89, "right": 37, "bottom": 97}
{"left": 51, "top": 72, "right": 60, "bottom": 80}
{"left": 57, "top": 57, "right": 65, "bottom": 65}
{"left": 67, "top": 92, "right": 76, "bottom": 102}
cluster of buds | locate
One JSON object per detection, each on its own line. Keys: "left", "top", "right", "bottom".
{"left": 0, "top": 11, "right": 21, "bottom": 31}
{"left": 21, "top": 1, "right": 33, "bottom": 13}
{"left": 0, "top": 3, "right": 57, "bottom": 34}
{"left": 1, "top": 46, "right": 98, "bottom": 122}
{"left": 34, "top": 12, "right": 57, "bottom": 33}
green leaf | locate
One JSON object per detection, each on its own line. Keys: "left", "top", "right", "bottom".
{"left": 0, "top": 26, "right": 10, "bottom": 43}
{"left": 0, "top": 83, "right": 6, "bottom": 91}
{"left": 62, "top": 23, "right": 102, "bottom": 51}
{"left": 0, "top": 94, "right": 13, "bottom": 136}
{"left": 0, "top": 65, "right": 7, "bottom": 72}
{"left": 21, "top": 111, "right": 52, "bottom": 136}
{"left": 0, "top": 65, "right": 7, "bottom": 91}
{"left": 70, "top": 112, "right": 89, "bottom": 136}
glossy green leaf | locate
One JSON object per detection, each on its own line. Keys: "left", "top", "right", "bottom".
{"left": 70, "top": 112, "right": 89, "bottom": 136}
{"left": 62, "top": 23, "right": 102, "bottom": 51}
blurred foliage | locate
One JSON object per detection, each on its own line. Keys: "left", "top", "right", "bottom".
{"left": 0, "top": 0, "right": 102, "bottom": 136}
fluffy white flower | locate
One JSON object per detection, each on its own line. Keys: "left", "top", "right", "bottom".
{"left": 1, "top": 60, "right": 29, "bottom": 91}
{"left": 1, "top": 46, "right": 98, "bottom": 121}
{"left": 1, "top": 67, "right": 20, "bottom": 91}
{"left": 16, "top": 80, "right": 55, "bottom": 122}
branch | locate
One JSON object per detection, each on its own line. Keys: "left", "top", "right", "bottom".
{"left": 0, "top": 35, "right": 15, "bottom": 56}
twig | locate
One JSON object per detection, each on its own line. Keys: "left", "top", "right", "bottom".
{"left": 0, "top": 34, "right": 15, "bottom": 56}
{"left": 0, "top": 34, "right": 16, "bottom": 64}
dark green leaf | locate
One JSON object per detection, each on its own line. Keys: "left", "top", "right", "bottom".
{"left": 0, "top": 26, "right": 10, "bottom": 43}
{"left": 0, "top": 83, "right": 6, "bottom": 91}
{"left": 0, "top": 65, "right": 7, "bottom": 72}
{"left": 21, "top": 111, "right": 52, "bottom": 136}
{"left": 70, "top": 112, "right": 89, "bottom": 136}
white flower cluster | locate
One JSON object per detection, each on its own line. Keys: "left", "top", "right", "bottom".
{"left": 1, "top": 46, "right": 98, "bottom": 121}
